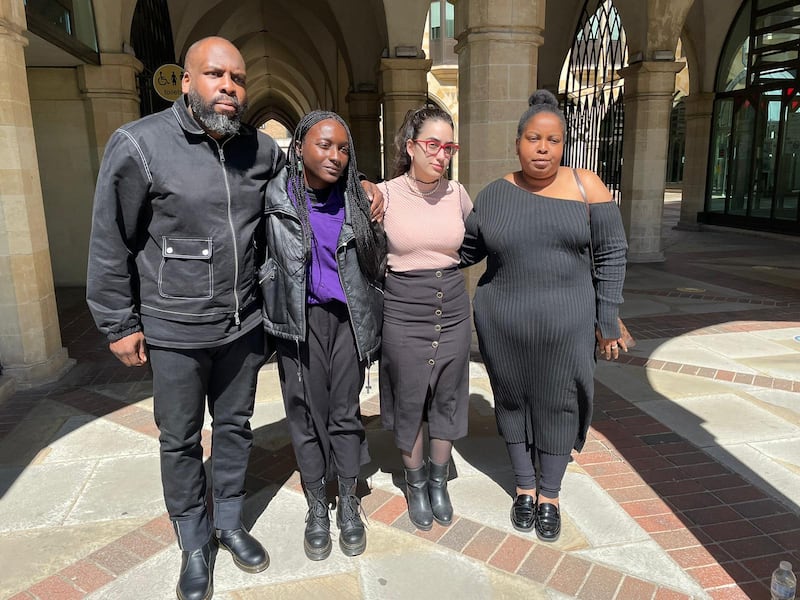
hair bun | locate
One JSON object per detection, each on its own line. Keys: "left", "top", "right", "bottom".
{"left": 528, "top": 89, "right": 558, "bottom": 108}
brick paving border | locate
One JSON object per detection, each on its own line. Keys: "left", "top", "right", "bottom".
{"left": 5, "top": 282, "right": 799, "bottom": 599}
{"left": 10, "top": 351, "right": 800, "bottom": 599}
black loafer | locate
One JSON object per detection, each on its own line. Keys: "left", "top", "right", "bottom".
{"left": 535, "top": 502, "right": 561, "bottom": 542}
{"left": 510, "top": 494, "right": 536, "bottom": 532}
{"left": 216, "top": 528, "right": 270, "bottom": 573}
{"left": 177, "top": 539, "right": 216, "bottom": 600}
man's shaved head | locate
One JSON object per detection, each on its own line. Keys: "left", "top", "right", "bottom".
{"left": 182, "top": 36, "right": 248, "bottom": 138}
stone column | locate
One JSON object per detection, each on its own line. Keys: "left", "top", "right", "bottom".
{"left": 379, "top": 58, "right": 432, "bottom": 177}
{"left": 453, "top": 0, "right": 545, "bottom": 350}
{"left": 618, "top": 60, "right": 685, "bottom": 262}
{"left": 0, "top": 4, "right": 73, "bottom": 388}
{"left": 677, "top": 92, "right": 715, "bottom": 230}
{"left": 453, "top": 0, "right": 545, "bottom": 197}
{"left": 346, "top": 91, "right": 382, "bottom": 182}
{"left": 78, "top": 52, "right": 142, "bottom": 172}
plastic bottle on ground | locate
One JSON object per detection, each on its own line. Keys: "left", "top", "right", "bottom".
{"left": 771, "top": 561, "right": 796, "bottom": 600}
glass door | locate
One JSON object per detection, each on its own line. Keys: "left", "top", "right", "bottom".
{"left": 751, "top": 89, "right": 783, "bottom": 217}
{"left": 775, "top": 89, "right": 800, "bottom": 221}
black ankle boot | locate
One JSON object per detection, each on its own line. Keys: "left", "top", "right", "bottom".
{"left": 303, "top": 482, "right": 332, "bottom": 561}
{"left": 404, "top": 465, "right": 433, "bottom": 531}
{"left": 428, "top": 459, "right": 453, "bottom": 526}
{"left": 336, "top": 478, "right": 366, "bottom": 556}
{"left": 176, "top": 539, "right": 216, "bottom": 600}
{"left": 215, "top": 528, "right": 269, "bottom": 573}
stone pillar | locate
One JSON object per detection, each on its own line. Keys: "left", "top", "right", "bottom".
{"left": 453, "top": 0, "right": 545, "bottom": 350}
{"left": 78, "top": 52, "right": 142, "bottom": 172}
{"left": 677, "top": 92, "right": 714, "bottom": 230}
{"left": 379, "top": 58, "right": 432, "bottom": 177}
{"left": 618, "top": 60, "right": 685, "bottom": 262}
{"left": 346, "top": 91, "right": 382, "bottom": 182}
{"left": 0, "top": 5, "right": 73, "bottom": 387}
{"left": 453, "top": 0, "right": 545, "bottom": 197}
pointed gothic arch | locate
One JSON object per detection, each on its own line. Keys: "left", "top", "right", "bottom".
{"left": 560, "top": 0, "right": 628, "bottom": 202}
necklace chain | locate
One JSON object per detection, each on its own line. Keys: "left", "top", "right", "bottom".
{"left": 405, "top": 173, "right": 443, "bottom": 198}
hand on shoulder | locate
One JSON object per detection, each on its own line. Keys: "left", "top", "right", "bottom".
{"left": 574, "top": 168, "right": 613, "bottom": 204}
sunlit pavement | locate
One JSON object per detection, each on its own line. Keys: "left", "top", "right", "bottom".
{"left": 1, "top": 194, "right": 799, "bottom": 600}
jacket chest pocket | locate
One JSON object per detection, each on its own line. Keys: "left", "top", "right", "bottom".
{"left": 158, "top": 237, "right": 213, "bottom": 299}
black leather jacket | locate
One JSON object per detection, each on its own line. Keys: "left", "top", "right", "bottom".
{"left": 260, "top": 169, "right": 385, "bottom": 362}
{"left": 87, "top": 97, "right": 285, "bottom": 341}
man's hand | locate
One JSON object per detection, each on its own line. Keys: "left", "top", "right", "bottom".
{"left": 109, "top": 331, "right": 148, "bottom": 367}
{"left": 360, "top": 180, "right": 385, "bottom": 223}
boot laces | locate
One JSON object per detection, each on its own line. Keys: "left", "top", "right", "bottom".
{"left": 340, "top": 493, "right": 368, "bottom": 527}
{"left": 305, "top": 496, "right": 330, "bottom": 529}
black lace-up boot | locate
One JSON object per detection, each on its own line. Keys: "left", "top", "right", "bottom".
{"left": 336, "top": 478, "right": 366, "bottom": 556}
{"left": 303, "top": 481, "right": 332, "bottom": 560}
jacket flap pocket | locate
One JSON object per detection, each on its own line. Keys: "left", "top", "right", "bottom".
{"left": 162, "top": 237, "right": 212, "bottom": 259}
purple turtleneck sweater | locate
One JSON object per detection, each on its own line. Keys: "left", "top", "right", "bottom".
{"left": 305, "top": 185, "right": 346, "bottom": 305}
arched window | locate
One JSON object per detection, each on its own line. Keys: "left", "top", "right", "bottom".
{"left": 560, "top": 0, "right": 627, "bottom": 202}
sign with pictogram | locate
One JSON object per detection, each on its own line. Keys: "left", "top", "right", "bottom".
{"left": 153, "top": 64, "right": 183, "bottom": 102}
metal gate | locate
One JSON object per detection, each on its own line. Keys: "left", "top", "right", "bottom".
{"left": 130, "top": 0, "right": 176, "bottom": 117}
{"left": 561, "top": 0, "right": 627, "bottom": 202}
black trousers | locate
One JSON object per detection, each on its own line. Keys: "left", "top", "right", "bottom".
{"left": 276, "top": 302, "right": 367, "bottom": 485}
{"left": 149, "top": 326, "right": 265, "bottom": 551}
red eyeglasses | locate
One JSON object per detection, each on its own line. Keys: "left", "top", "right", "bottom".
{"left": 412, "top": 139, "right": 460, "bottom": 157}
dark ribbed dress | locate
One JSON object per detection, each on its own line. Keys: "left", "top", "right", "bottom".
{"left": 461, "top": 178, "right": 627, "bottom": 454}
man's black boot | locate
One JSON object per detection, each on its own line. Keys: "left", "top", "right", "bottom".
{"left": 304, "top": 481, "right": 332, "bottom": 560}
{"left": 176, "top": 539, "right": 216, "bottom": 600}
{"left": 215, "top": 528, "right": 269, "bottom": 573}
{"left": 336, "top": 478, "right": 366, "bottom": 556}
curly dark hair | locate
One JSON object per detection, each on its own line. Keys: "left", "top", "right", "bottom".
{"left": 391, "top": 106, "right": 454, "bottom": 178}
{"left": 286, "top": 110, "right": 385, "bottom": 283}
{"left": 516, "top": 89, "right": 567, "bottom": 139}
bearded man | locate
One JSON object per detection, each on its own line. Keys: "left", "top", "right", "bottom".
{"left": 87, "top": 36, "right": 312, "bottom": 600}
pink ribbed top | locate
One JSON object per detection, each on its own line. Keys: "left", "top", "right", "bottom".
{"left": 380, "top": 176, "right": 473, "bottom": 272}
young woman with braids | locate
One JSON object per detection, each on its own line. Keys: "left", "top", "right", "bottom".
{"left": 378, "top": 107, "right": 473, "bottom": 531}
{"left": 260, "top": 110, "right": 386, "bottom": 560}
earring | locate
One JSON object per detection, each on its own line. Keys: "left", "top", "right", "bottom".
{"left": 298, "top": 157, "right": 303, "bottom": 173}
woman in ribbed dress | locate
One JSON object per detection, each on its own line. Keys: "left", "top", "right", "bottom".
{"left": 460, "top": 90, "right": 628, "bottom": 542}
{"left": 379, "top": 107, "right": 473, "bottom": 531}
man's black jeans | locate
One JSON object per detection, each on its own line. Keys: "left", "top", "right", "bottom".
{"left": 149, "top": 326, "right": 265, "bottom": 551}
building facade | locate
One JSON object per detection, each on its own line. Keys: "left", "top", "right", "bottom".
{"left": 0, "top": 0, "right": 794, "bottom": 391}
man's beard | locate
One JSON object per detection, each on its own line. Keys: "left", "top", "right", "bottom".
{"left": 187, "top": 88, "right": 247, "bottom": 137}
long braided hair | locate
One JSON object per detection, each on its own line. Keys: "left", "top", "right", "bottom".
{"left": 286, "top": 110, "right": 385, "bottom": 283}
{"left": 391, "top": 106, "right": 454, "bottom": 179}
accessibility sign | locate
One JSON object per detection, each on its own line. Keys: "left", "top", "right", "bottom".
{"left": 153, "top": 64, "right": 183, "bottom": 102}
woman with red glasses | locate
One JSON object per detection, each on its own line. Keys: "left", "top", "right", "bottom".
{"left": 378, "top": 107, "right": 473, "bottom": 531}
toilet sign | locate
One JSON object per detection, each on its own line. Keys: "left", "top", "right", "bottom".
{"left": 153, "top": 64, "right": 183, "bottom": 102}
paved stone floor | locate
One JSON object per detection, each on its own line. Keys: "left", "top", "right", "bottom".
{"left": 1, "top": 197, "right": 799, "bottom": 599}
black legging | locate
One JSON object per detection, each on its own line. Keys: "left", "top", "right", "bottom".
{"left": 506, "top": 441, "right": 570, "bottom": 498}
